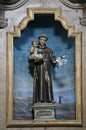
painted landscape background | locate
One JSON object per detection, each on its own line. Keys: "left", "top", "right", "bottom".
{"left": 13, "top": 14, "right": 76, "bottom": 120}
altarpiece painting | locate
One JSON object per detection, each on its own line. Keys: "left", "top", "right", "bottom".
{"left": 6, "top": 8, "right": 82, "bottom": 127}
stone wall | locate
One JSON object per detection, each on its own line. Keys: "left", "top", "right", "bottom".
{"left": 0, "top": 0, "right": 86, "bottom": 130}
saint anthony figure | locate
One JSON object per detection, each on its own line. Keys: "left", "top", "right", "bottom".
{"left": 29, "top": 34, "right": 57, "bottom": 103}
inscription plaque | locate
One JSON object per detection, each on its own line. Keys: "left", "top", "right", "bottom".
{"left": 33, "top": 103, "right": 56, "bottom": 119}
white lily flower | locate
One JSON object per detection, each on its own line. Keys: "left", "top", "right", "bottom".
{"left": 56, "top": 55, "right": 67, "bottom": 67}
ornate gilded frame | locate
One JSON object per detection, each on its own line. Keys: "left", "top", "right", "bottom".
{"left": 6, "top": 8, "right": 82, "bottom": 127}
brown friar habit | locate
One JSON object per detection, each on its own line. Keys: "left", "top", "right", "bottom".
{"left": 31, "top": 45, "right": 56, "bottom": 103}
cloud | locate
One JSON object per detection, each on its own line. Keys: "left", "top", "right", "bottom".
{"left": 14, "top": 74, "right": 33, "bottom": 90}
{"left": 53, "top": 76, "right": 75, "bottom": 90}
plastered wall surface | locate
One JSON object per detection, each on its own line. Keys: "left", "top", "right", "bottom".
{"left": 0, "top": 0, "right": 86, "bottom": 130}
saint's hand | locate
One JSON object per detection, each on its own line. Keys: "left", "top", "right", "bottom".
{"left": 34, "top": 57, "right": 43, "bottom": 63}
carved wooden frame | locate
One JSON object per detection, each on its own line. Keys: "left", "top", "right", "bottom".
{"left": 60, "top": 0, "right": 86, "bottom": 9}
{"left": 6, "top": 8, "right": 82, "bottom": 127}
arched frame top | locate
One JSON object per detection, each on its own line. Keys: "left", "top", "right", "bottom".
{"left": 6, "top": 8, "right": 82, "bottom": 127}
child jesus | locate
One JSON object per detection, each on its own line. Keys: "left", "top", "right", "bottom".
{"left": 29, "top": 40, "right": 43, "bottom": 61}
